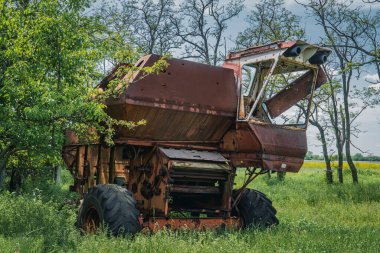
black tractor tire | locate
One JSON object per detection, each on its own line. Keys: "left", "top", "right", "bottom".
{"left": 77, "top": 184, "right": 141, "bottom": 236}
{"left": 234, "top": 188, "right": 279, "bottom": 228}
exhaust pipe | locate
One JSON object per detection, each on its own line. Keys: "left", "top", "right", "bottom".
{"left": 283, "top": 46, "right": 302, "bottom": 57}
{"left": 309, "top": 52, "right": 328, "bottom": 64}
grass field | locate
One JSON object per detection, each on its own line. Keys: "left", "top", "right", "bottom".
{"left": 0, "top": 164, "right": 379, "bottom": 253}
{"left": 303, "top": 160, "right": 380, "bottom": 170}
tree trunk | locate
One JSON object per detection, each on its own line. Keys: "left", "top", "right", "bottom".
{"left": 0, "top": 158, "right": 9, "bottom": 189}
{"left": 342, "top": 75, "right": 358, "bottom": 184}
{"left": 311, "top": 120, "right": 333, "bottom": 183}
{"left": 320, "top": 131, "right": 333, "bottom": 184}
{"left": 337, "top": 148, "right": 344, "bottom": 183}
{"left": 277, "top": 171, "right": 285, "bottom": 181}
{"left": 326, "top": 74, "right": 344, "bottom": 184}
{"left": 0, "top": 166, "right": 6, "bottom": 189}
{"left": 338, "top": 105, "right": 346, "bottom": 183}
{"left": 55, "top": 165, "right": 62, "bottom": 185}
{"left": 346, "top": 145, "right": 358, "bottom": 183}
{"left": 9, "top": 168, "right": 22, "bottom": 192}
{"left": 333, "top": 140, "right": 344, "bottom": 183}
{"left": 316, "top": 6, "right": 359, "bottom": 184}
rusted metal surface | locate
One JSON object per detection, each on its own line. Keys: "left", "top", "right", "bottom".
{"left": 170, "top": 185, "right": 221, "bottom": 194}
{"left": 221, "top": 123, "right": 261, "bottom": 153}
{"left": 143, "top": 217, "right": 241, "bottom": 232}
{"left": 249, "top": 122, "right": 307, "bottom": 158}
{"left": 125, "top": 55, "right": 236, "bottom": 114}
{"left": 226, "top": 40, "right": 330, "bottom": 63}
{"left": 64, "top": 130, "right": 78, "bottom": 145}
{"left": 226, "top": 41, "right": 296, "bottom": 61}
{"left": 249, "top": 122, "right": 307, "bottom": 172}
{"left": 61, "top": 41, "right": 331, "bottom": 232}
{"left": 108, "top": 103, "right": 234, "bottom": 142}
{"left": 220, "top": 121, "right": 307, "bottom": 172}
{"left": 262, "top": 155, "right": 305, "bottom": 173}
{"left": 266, "top": 66, "right": 327, "bottom": 118}
{"left": 159, "top": 147, "right": 227, "bottom": 162}
{"left": 171, "top": 160, "right": 229, "bottom": 171}
{"left": 105, "top": 55, "right": 237, "bottom": 142}
{"left": 114, "top": 138, "right": 220, "bottom": 150}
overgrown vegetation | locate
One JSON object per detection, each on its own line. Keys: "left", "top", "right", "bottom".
{"left": 0, "top": 0, "right": 168, "bottom": 191}
{"left": 0, "top": 0, "right": 379, "bottom": 250}
{"left": 0, "top": 167, "right": 379, "bottom": 253}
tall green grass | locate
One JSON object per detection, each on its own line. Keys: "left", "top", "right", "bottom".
{"left": 0, "top": 168, "right": 379, "bottom": 252}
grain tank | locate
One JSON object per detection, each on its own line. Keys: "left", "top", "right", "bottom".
{"left": 63, "top": 41, "right": 330, "bottom": 235}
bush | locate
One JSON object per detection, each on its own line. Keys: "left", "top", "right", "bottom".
{"left": 0, "top": 190, "right": 79, "bottom": 252}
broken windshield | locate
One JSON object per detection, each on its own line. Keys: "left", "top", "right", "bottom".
{"left": 238, "top": 58, "right": 317, "bottom": 128}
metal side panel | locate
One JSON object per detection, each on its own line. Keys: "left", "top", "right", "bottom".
{"left": 171, "top": 160, "right": 230, "bottom": 171}
{"left": 159, "top": 147, "right": 227, "bottom": 162}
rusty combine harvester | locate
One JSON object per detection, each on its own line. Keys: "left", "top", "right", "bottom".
{"left": 63, "top": 41, "right": 331, "bottom": 235}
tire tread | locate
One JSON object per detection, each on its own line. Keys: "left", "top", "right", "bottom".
{"left": 78, "top": 184, "right": 141, "bottom": 236}
{"left": 235, "top": 189, "right": 279, "bottom": 228}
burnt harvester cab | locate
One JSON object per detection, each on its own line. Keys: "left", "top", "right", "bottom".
{"left": 63, "top": 41, "right": 331, "bottom": 235}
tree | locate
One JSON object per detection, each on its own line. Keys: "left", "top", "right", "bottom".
{"left": 323, "top": 69, "right": 346, "bottom": 183}
{"left": 308, "top": 87, "right": 335, "bottom": 183}
{"left": 131, "top": 0, "right": 180, "bottom": 54}
{"left": 236, "top": 0, "right": 304, "bottom": 49}
{"left": 172, "top": 0, "right": 243, "bottom": 65}
{"left": 352, "top": 153, "right": 364, "bottom": 161}
{"left": 0, "top": 0, "right": 101, "bottom": 188}
{"left": 99, "top": 0, "right": 180, "bottom": 56}
{"left": 95, "top": 0, "right": 139, "bottom": 69}
{"left": 0, "top": 0, "right": 156, "bottom": 190}
{"left": 299, "top": 0, "right": 380, "bottom": 183}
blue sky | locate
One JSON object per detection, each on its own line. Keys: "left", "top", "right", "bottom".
{"left": 221, "top": 0, "right": 380, "bottom": 155}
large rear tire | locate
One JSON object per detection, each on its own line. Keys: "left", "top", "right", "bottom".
{"left": 77, "top": 184, "right": 141, "bottom": 236}
{"left": 234, "top": 189, "right": 279, "bottom": 228}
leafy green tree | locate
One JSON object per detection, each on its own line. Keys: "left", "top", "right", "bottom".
{"left": 352, "top": 153, "right": 364, "bottom": 161}
{"left": 0, "top": 0, "right": 165, "bottom": 190}
{"left": 0, "top": 0, "right": 99, "bottom": 188}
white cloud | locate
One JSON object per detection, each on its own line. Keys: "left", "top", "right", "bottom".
{"left": 364, "top": 73, "right": 380, "bottom": 84}
{"left": 324, "top": 65, "right": 340, "bottom": 76}
{"left": 369, "top": 83, "right": 380, "bottom": 90}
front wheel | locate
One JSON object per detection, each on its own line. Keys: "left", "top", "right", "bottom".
{"left": 234, "top": 189, "right": 279, "bottom": 228}
{"left": 77, "top": 184, "right": 141, "bottom": 236}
